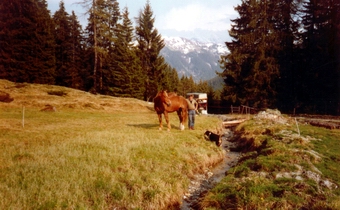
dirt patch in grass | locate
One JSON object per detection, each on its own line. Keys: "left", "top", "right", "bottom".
{"left": 296, "top": 114, "right": 340, "bottom": 129}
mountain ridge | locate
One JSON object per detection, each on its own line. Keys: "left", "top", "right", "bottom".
{"left": 161, "top": 36, "right": 228, "bottom": 82}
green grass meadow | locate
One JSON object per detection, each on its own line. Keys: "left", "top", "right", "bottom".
{"left": 3, "top": 81, "right": 340, "bottom": 209}
{"left": 0, "top": 107, "right": 224, "bottom": 209}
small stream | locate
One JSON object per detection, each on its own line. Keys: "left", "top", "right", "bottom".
{"left": 180, "top": 128, "right": 241, "bottom": 210}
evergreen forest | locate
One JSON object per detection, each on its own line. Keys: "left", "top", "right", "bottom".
{"left": 220, "top": 0, "right": 340, "bottom": 114}
{"left": 1, "top": 0, "right": 340, "bottom": 114}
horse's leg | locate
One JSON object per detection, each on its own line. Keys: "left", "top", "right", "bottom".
{"left": 164, "top": 111, "right": 171, "bottom": 131}
{"left": 157, "top": 113, "right": 163, "bottom": 130}
{"left": 177, "top": 109, "right": 184, "bottom": 130}
{"left": 181, "top": 111, "right": 185, "bottom": 130}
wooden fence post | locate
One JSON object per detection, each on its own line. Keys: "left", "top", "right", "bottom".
{"left": 22, "top": 106, "right": 25, "bottom": 128}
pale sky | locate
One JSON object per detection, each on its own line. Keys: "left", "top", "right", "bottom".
{"left": 47, "top": 0, "right": 241, "bottom": 43}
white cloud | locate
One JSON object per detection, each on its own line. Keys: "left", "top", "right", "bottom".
{"left": 158, "top": 3, "right": 236, "bottom": 32}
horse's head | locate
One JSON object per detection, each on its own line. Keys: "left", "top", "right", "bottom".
{"left": 159, "top": 90, "right": 172, "bottom": 107}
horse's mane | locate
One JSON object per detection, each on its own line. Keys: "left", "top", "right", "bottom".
{"left": 168, "top": 92, "right": 178, "bottom": 97}
{"left": 155, "top": 91, "right": 161, "bottom": 97}
{"left": 154, "top": 91, "right": 179, "bottom": 98}
{"left": 154, "top": 91, "right": 168, "bottom": 112}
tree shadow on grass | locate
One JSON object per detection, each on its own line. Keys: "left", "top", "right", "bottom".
{"left": 127, "top": 123, "right": 158, "bottom": 130}
{"left": 146, "top": 106, "right": 155, "bottom": 112}
{"left": 127, "top": 123, "right": 177, "bottom": 130}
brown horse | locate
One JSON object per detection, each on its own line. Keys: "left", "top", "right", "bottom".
{"left": 154, "top": 91, "right": 188, "bottom": 131}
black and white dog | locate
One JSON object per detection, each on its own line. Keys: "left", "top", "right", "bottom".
{"left": 204, "top": 130, "right": 222, "bottom": 147}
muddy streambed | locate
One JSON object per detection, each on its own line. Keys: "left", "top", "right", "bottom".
{"left": 181, "top": 128, "right": 241, "bottom": 210}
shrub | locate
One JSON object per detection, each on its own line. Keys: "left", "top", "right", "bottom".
{"left": 0, "top": 91, "right": 14, "bottom": 103}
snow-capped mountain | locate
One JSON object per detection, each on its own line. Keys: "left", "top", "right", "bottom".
{"left": 161, "top": 36, "right": 228, "bottom": 82}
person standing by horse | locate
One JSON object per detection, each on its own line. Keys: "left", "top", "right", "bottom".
{"left": 187, "top": 94, "right": 198, "bottom": 130}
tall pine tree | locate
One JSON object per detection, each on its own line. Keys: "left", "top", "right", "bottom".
{"left": 274, "top": 0, "right": 302, "bottom": 112}
{"left": 97, "top": 0, "right": 120, "bottom": 93}
{"left": 299, "top": 0, "right": 340, "bottom": 114}
{"left": 69, "top": 11, "right": 86, "bottom": 89}
{"left": 220, "top": 0, "right": 281, "bottom": 108}
{"left": 83, "top": 0, "right": 120, "bottom": 93}
{"left": 53, "top": 1, "right": 84, "bottom": 89}
{"left": 53, "top": 1, "right": 71, "bottom": 86}
{"left": 162, "top": 65, "right": 179, "bottom": 93}
{"left": 0, "top": 0, "right": 56, "bottom": 84}
{"left": 110, "top": 7, "right": 144, "bottom": 99}
{"left": 82, "top": 0, "right": 99, "bottom": 92}
{"left": 135, "top": 1, "right": 167, "bottom": 101}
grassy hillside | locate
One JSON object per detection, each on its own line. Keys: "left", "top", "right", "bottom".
{"left": 0, "top": 79, "right": 224, "bottom": 209}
